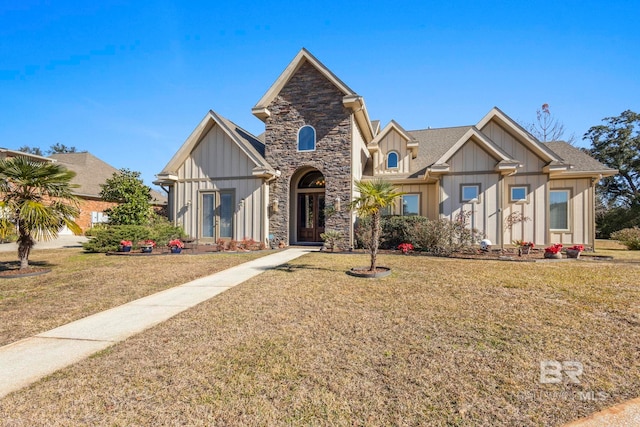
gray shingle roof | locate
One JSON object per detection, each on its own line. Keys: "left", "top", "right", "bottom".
{"left": 406, "top": 126, "right": 473, "bottom": 177}
{"left": 543, "top": 142, "right": 616, "bottom": 172}
{"left": 217, "top": 115, "right": 265, "bottom": 158}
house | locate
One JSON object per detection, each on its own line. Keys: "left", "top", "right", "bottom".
{"left": 49, "top": 152, "right": 167, "bottom": 233}
{"left": 155, "top": 49, "right": 617, "bottom": 249}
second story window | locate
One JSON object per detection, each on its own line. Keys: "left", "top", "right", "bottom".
{"left": 387, "top": 151, "right": 399, "bottom": 169}
{"left": 297, "top": 125, "right": 316, "bottom": 152}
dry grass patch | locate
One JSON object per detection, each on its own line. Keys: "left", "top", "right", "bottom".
{"left": 1, "top": 253, "right": 639, "bottom": 426}
{"left": 0, "top": 249, "right": 270, "bottom": 346}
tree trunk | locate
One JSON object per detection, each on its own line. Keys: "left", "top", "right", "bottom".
{"left": 369, "top": 212, "right": 380, "bottom": 272}
{"left": 17, "top": 228, "right": 34, "bottom": 270}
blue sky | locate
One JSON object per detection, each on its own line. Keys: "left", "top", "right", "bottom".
{"left": 2, "top": 1, "right": 639, "bottom": 189}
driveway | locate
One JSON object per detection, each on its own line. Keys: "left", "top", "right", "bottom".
{"left": 0, "top": 235, "right": 88, "bottom": 253}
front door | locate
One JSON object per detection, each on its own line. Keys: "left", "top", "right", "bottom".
{"left": 297, "top": 192, "right": 325, "bottom": 242}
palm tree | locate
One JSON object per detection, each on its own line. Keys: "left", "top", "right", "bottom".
{"left": 350, "top": 179, "right": 404, "bottom": 272}
{"left": 0, "top": 156, "right": 81, "bottom": 270}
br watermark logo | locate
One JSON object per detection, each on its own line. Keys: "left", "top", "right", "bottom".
{"left": 539, "top": 360, "right": 583, "bottom": 384}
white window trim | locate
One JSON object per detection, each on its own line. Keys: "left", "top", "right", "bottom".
{"left": 297, "top": 125, "right": 316, "bottom": 152}
{"left": 510, "top": 185, "right": 530, "bottom": 204}
{"left": 386, "top": 151, "right": 399, "bottom": 169}
{"left": 460, "top": 184, "right": 481, "bottom": 203}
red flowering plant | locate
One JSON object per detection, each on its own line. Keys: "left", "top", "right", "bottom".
{"left": 513, "top": 240, "right": 534, "bottom": 248}
{"left": 168, "top": 239, "right": 184, "bottom": 249}
{"left": 398, "top": 242, "right": 414, "bottom": 254}
{"left": 567, "top": 244, "right": 584, "bottom": 252}
{"left": 545, "top": 243, "right": 563, "bottom": 254}
{"left": 120, "top": 240, "right": 132, "bottom": 247}
{"left": 141, "top": 239, "right": 156, "bottom": 248}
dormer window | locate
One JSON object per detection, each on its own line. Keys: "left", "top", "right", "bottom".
{"left": 297, "top": 125, "right": 316, "bottom": 152}
{"left": 387, "top": 151, "right": 399, "bottom": 169}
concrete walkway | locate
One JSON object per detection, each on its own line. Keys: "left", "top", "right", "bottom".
{"left": 0, "top": 247, "right": 312, "bottom": 398}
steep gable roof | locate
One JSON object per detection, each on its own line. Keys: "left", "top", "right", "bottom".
{"left": 369, "top": 120, "right": 419, "bottom": 158}
{"left": 252, "top": 48, "right": 375, "bottom": 142}
{"left": 477, "top": 106, "right": 561, "bottom": 163}
{"left": 156, "top": 110, "right": 274, "bottom": 182}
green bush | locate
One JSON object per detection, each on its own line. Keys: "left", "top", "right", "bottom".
{"left": 83, "top": 217, "right": 185, "bottom": 253}
{"left": 610, "top": 227, "right": 640, "bottom": 250}
{"left": 355, "top": 215, "right": 479, "bottom": 255}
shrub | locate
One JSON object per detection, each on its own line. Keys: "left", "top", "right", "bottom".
{"left": 320, "top": 229, "right": 343, "bottom": 252}
{"left": 354, "top": 215, "right": 480, "bottom": 255}
{"left": 611, "top": 227, "right": 640, "bottom": 250}
{"left": 83, "top": 218, "right": 185, "bottom": 253}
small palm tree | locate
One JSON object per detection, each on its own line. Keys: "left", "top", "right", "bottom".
{"left": 350, "top": 179, "right": 404, "bottom": 272}
{"left": 0, "top": 157, "right": 81, "bottom": 270}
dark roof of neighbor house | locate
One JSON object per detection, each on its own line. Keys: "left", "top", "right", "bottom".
{"left": 543, "top": 142, "right": 616, "bottom": 173}
{"left": 49, "top": 152, "right": 167, "bottom": 204}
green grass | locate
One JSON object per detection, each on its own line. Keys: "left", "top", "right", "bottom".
{"left": 0, "top": 251, "right": 638, "bottom": 426}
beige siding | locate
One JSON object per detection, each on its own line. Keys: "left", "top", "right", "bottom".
{"left": 549, "top": 178, "right": 593, "bottom": 245}
{"left": 440, "top": 174, "right": 501, "bottom": 243}
{"left": 503, "top": 174, "right": 548, "bottom": 246}
{"left": 374, "top": 130, "right": 410, "bottom": 175}
{"left": 387, "top": 183, "right": 435, "bottom": 217}
{"left": 448, "top": 140, "right": 497, "bottom": 172}
{"left": 480, "top": 121, "right": 546, "bottom": 172}
{"left": 172, "top": 123, "right": 266, "bottom": 242}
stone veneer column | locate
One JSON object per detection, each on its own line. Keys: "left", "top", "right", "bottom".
{"left": 264, "top": 61, "right": 353, "bottom": 248}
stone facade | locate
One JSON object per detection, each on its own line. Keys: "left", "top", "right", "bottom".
{"left": 265, "top": 61, "right": 353, "bottom": 247}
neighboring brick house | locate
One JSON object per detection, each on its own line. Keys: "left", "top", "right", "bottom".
{"left": 156, "top": 48, "right": 616, "bottom": 248}
{"left": 50, "top": 153, "right": 166, "bottom": 233}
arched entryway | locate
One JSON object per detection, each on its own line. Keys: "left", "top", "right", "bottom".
{"left": 293, "top": 169, "right": 325, "bottom": 243}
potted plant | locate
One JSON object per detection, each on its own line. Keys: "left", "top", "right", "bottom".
{"left": 544, "top": 243, "right": 563, "bottom": 259}
{"left": 168, "top": 239, "right": 184, "bottom": 254}
{"left": 566, "top": 244, "right": 584, "bottom": 259}
{"left": 119, "top": 240, "right": 133, "bottom": 252}
{"left": 140, "top": 239, "right": 156, "bottom": 253}
{"left": 514, "top": 240, "right": 535, "bottom": 255}
{"left": 398, "top": 242, "right": 414, "bottom": 254}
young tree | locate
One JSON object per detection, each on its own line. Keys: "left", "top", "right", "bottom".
{"left": 527, "top": 103, "right": 576, "bottom": 144}
{"left": 349, "top": 180, "right": 404, "bottom": 272}
{"left": 0, "top": 157, "right": 81, "bottom": 269}
{"left": 100, "top": 169, "right": 153, "bottom": 225}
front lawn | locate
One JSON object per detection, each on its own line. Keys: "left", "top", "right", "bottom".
{"left": 0, "top": 252, "right": 638, "bottom": 426}
{"left": 0, "top": 248, "right": 270, "bottom": 347}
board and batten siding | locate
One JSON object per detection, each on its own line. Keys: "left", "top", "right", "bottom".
{"left": 479, "top": 121, "right": 547, "bottom": 172}
{"left": 549, "top": 178, "right": 593, "bottom": 245}
{"left": 172, "top": 123, "right": 266, "bottom": 242}
{"left": 387, "top": 183, "right": 434, "bottom": 217}
{"left": 374, "top": 130, "right": 410, "bottom": 174}
{"left": 439, "top": 174, "right": 501, "bottom": 244}
{"left": 503, "top": 174, "right": 548, "bottom": 246}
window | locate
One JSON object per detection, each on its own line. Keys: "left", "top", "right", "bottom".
{"left": 550, "top": 189, "right": 570, "bottom": 230}
{"left": 461, "top": 184, "right": 480, "bottom": 203}
{"left": 387, "top": 151, "right": 399, "bottom": 169}
{"left": 219, "top": 191, "right": 234, "bottom": 238}
{"left": 402, "top": 194, "right": 420, "bottom": 216}
{"left": 297, "top": 125, "right": 316, "bottom": 151}
{"left": 510, "top": 186, "right": 528, "bottom": 203}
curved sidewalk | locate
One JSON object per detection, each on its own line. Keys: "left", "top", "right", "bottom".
{"left": 0, "top": 247, "right": 312, "bottom": 398}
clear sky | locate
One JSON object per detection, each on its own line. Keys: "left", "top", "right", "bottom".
{"left": 2, "top": 1, "right": 639, "bottom": 189}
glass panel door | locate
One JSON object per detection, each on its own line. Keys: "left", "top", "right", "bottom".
{"left": 219, "top": 192, "right": 233, "bottom": 238}
{"left": 202, "top": 193, "right": 216, "bottom": 238}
